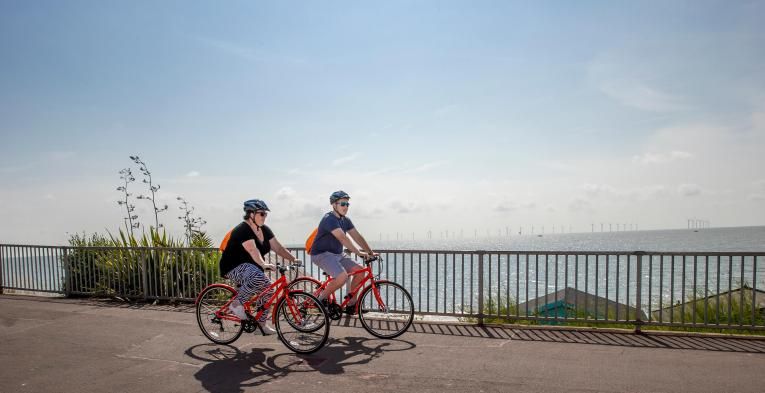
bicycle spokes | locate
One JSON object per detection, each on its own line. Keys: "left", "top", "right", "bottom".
{"left": 196, "top": 285, "right": 245, "bottom": 345}
{"left": 275, "top": 292, "right": 330, "bottom": 353}
{"left": 358, "top": 281, "right": 414, "bottom": 339}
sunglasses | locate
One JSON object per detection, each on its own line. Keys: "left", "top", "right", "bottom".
{"left": 255, "top": 211, "right": 268, "bottom": 217}
{"left": 338, "top": 202, "right": 350, "bottom": 207}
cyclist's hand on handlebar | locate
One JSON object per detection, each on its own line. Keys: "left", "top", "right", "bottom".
{"left": 263, "top": 263, "right": 276, "bottom": 271}
{"left": 291, "top": 259, "right": 303, "bottom": 267}
{"left": 360, "top": 252, "right": 379, "bottom": 262}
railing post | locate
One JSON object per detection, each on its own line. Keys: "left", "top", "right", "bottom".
{"left": 63, "top": 248, "right": 71, "bottom": 297}
{"left": 142, "top": 250, "right": 149, "bottom": 301}
{"left": 634, "top": 251, "right": 645, "bottom": 333}
{"left": 0, "top": 245, "right": 4, "bottom": 295}
{"left": 478, "top": 251, "right": 485, "bottom": 326}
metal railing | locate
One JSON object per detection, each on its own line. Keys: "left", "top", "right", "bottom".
{"left": 2, "top": 244, "right": 763, "bottom": 330}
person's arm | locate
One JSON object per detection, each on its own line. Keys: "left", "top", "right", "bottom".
{"left": 331, "top": 228, "right": 366, "bottom": 257}
{"left": 242, "top": 240, "right": 273, "bottom": 270}
{"left": 347, "top": 228, "right": 376, "bottom": 256}
{"left": 269, "top": 237, "right": 298, "bottom": 263}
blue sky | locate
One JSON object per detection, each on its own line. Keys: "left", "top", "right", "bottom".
{"left": 1, "top": 1, "right": 764, "bottom": 245}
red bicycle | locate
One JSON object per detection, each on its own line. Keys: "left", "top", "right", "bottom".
{"left": 195, "top": 262, "right": 330, "bottom": 354}
{"left": 288, "top": 255, "right": 414, "bottom": 339}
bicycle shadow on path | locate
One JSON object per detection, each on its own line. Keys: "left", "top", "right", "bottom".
{"left": 403, "top": 321, "right": 765, "bottom": 354}
{"left": 187, "top": 336, "right": 416, "bottom": 392}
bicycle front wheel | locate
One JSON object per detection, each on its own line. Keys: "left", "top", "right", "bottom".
{"left": 358, "top": 281, "right": 414, "bottom": 339}
{"left": 274, "top": 292, "right": 330, "bottom": 354}
{"left": 196, "top": 285, "right": 244, "bottom": 345}
{"left": 287, "top": 277, "right": 322, "bottom": 298}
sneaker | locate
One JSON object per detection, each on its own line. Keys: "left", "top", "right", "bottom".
{"left": 258, "top": 320, "right": 277, "bottom": 335}
{"left": 228, "top": 300, "right": 247, "bottom": 320}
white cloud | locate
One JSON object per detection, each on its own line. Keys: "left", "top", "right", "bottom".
{"left": 600, "top": 82, "right": 689, "bottom": 112}
{"left": 539, "top": 160, "right": 577, "bottom": 173}
{"left": 632, "top": 150, "right": 693, "bottom": 164}
{"left": 588, "top": 54, "right": 689, "bottom": 113}
{"left": 433, "top": 104, "right": 457, "bottom": 117}
{"left": 332, "top": 153, "right": 360, "bottom": 166}
{"left": 186, "top": 171, "right": 200, "bottom": 177}
{"left": 678, "top": 183, "right": 702, "bottom": 197}
{"left": 388, "top": 199, "right": 420, "bottom": 214}
{"left": 493, "top": 201, "right": 519, "bottom": 212}
{"left": 0, "top": 151, "right": 76, "bottom": 174}
{"left": 640, "top": 185, "right": 670, "bottom": 198}
{"left": 569, "top": 198, "right": 594, "bottom": 213}
{"left": 193, "top": 35, "right": 306, "bottom": 65}
{"left": 404, "top": 161, "right": 446, "bottom": 173}
{"left": 275, "top": 186, "right": 296, "bottom": 200}
{"left": 581, "top": 183, "right": 617, "bottom": 197}
{"left": 362, "top": 167, "right": 396, "bottom": 177}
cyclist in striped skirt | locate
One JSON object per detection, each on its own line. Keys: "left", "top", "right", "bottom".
{"left": 219, "top": 199, "right": 299, "bottom": 334}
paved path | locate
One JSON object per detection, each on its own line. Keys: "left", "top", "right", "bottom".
{"left": 1, "top": 295, "right": 764, "bottom": 392}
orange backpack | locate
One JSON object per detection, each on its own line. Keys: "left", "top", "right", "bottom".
{"left": 305, "top": 227, "right": 319, "bottom": 254}
{"left": 219, "top": 229, "right": 233, "bottom": 251}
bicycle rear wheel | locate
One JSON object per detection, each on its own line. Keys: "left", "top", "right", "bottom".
{"left": 196, "top": 285, "right": 244, "bottom": 345}
{"left": 358, "top": 281, "right": 414, "bottom": 339}
{"left": 274, "top": 292, "right": 330, "bottom": 354}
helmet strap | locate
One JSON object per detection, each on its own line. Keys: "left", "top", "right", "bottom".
{"left": 246, "top": 212, "right": 262, "bottom": 229}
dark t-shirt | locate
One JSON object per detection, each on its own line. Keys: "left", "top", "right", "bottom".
{"left": 310, "top": 212, "right": 354, "bottom": 255}
{"left": 219, "top": 222, "right": 275, "bottom": 276}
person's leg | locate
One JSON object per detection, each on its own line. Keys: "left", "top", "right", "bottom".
{"left": 340, "top": 258, "right": 365, "bottom": 306}
{"left": 312, "top": 252, "right": 347, "bottom": 302}
{"left": 248, "top": 269, "right": 274, "bottom": 322}
{"left": 224, "top": 264, "right": 252, "bottom": 319}
{"left": 233, "top": 264, "right": 276, "bottom": 334}
{"left": 319, "top": 271, "right": 347, "bottom": 302}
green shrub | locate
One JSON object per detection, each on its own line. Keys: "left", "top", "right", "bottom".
{"left": 64, "top": 229, "right": 220, "bottom": 300}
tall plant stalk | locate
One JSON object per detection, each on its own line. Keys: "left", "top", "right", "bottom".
{"left": 130, "top": 155, "right": 168, "bottom": 230}
{"left": 117, "top": 168, "right": 139, "bottom": 236}
{"left": 177, "top": 196, "right": 207, "bottom": 246}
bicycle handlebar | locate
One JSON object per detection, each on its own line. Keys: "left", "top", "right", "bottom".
{"left": 342, "top": 248, "right": 380, "bottom": 264}
{"left": 271, "top": 260, "right": 303, "bottom": 275}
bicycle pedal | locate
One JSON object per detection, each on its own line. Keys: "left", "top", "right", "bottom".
{"left": 327, "top": 303, "right": 343, "bottom": 321}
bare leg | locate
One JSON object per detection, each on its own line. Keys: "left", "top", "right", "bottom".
{"left": 318, "top": 271, "right": 348, "bottom": 302}
{"left": 347, "top": 267, "right": 365, "bottom": 305}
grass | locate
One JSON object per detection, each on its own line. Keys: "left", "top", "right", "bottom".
{"left": 460, "top": 291, "right": 765, "bottom": 336}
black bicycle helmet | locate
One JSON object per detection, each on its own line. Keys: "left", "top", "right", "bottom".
{"left": 329, "top": 190, "right": 350, "bottom": 204}
{"left": 243, "top": 199, "right": 269, "bottom": 212}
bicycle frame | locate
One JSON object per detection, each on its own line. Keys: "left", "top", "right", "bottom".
{"left": 311, "top": 262, "right": 387, "bottom": 312}
{"left": 199, "top": 272, "right": 306, "bottom": 325}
